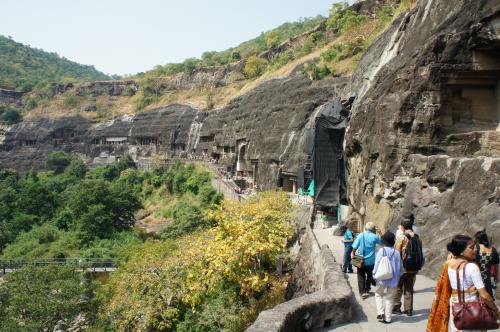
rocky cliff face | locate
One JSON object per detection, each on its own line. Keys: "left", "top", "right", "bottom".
{"left": 0, "top": 76, "right": 346, "bottom": 192}
{"left": 198, "top": 76, "right": 348, "bottom": 189}
{"left": 344, "top": 0, "right": 500, "bottom": 277}
{"left": 0, "top": 0, "right": 498, "bottom": 279}
{"left": 0, "top": 88, "right": 24, "bottom": 106}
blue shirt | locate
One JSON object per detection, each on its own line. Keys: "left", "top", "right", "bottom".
{"left": 352, "top": 231, "right": 381, "bottom": 266}
{"left": 373, "top": 247, "right": 403, "bottom": 288}
{"left": 343, "top": 230, "right": 354, "bottom": 247}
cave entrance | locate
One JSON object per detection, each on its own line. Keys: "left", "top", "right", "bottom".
{"left": 282, "top": 173, "right": 297, "bottom": 194}
{"left": 439, "top": 70, "right": 500, "bottom": 135}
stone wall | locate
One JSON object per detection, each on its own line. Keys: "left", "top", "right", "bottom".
{"left": 247, "top": 224, "right": 352, "bottom": 332}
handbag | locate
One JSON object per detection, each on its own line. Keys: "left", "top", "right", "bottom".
{"left": 374, "top": 248, "right": 393, "bottom": 280}
{"left": 351, "top": 234, "right": 365, "bottom": 269}
{"left": 452, "top": 262, "right": 499, "bottom": 330}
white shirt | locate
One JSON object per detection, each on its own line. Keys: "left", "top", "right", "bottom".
{"left": 395, "top": 225, "right": 420, "bottom": 238}
{"left": 448, "top": 263, "right": 485, "bottom": 290}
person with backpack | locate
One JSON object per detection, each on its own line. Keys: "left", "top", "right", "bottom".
{"left": 393, "top": 218, "right": 424, "bottom": 316}
{"left": 396, "top": 213, "right": 419, "bottom": 237}
{"left": 373, "top": 231, "right": 403, "bottom": 324}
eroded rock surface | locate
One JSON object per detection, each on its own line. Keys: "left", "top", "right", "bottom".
{"left": 0, "top": 76, "right": 347, "bottom": 192}
{"left": 344, "top": 0, "right": 500, "bottom": 277}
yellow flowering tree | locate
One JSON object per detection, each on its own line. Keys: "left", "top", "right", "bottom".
{"left": 100, "top": 191, "right": 293, "bottom": 331}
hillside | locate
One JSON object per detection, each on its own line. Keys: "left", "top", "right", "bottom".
{"left": 0, "top": 35, "right": 111, "bottom": 92}
{"left": 18, "top": 0, "right": 401, "bottom": 121}
{"left": 137, "top": 15, "right": 326, "bottom": 78}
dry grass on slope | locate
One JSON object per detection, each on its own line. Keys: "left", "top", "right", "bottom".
{"left": 23, "top": 5, "right": 407, "bottom": 121}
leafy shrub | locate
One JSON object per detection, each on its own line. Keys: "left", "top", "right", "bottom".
{"left": 308, "top": 31, "right": 326, "bottom": 46}
{"left": 304, "top": 63, "right": 332, "bottom": 80}
{"left": 87, "top": 155, "right": 135, "bottom": 182}
{"left": 244, "top": 56, "right": 268, "bottom": 78}
{"left": 62, "top": 91, "right": 78, "bottom": 108}
{"left": 46, "top": 151, "right": 72, "bottom": 174}
{"left": 0, "top": 224, "right": 80, "bottom": 260}
{"left": 16, "top": 177, "right": 58, "bottom": 220}
{"left": 268, "top": 51, "right": 295, "bottom": 71}
{"left": 379, "top": 5, "right": 395, "bottom": 23}
{"left": 320, "top": 39, "right": 365, "bottom": 63}
{"left": 265, "top": 30, "right": 282, "bottom": 49}
{"left": 176, "top": 289, "right": 245, "bottom": 332}
{"left": 198, "top": 184, "right": 223, "bottom": 207}
{"left": 206, "top": 90, "right": 215, "bottom": 110}
{"left": 115, "top": 168, "right": 144, "bottom": 194}
{"left": 160, "top": 201, "right": 206, "bottom": 239}
{"left": 0, "top": 105, "right": 22, "bottom": 124}
{"left": 82, "top": 231, "right": 142, "bottom": 260}
{"left": 24, "top": 96, "right": 37, "bottom": 109}
{"left": 327, "top": 3, "right": 368, "bottom": 33}
{"left": 321, "top": 45, "right": 341, "bottom": 62}
{"left": 0, "top": 265, "right": 95, "bottom": 332}
{"left": 66, "top": 158, "right": 88, "bottom": 179}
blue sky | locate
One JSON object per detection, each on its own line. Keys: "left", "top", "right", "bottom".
{"left": 0, "top": 0, "right": 352, "bottom": 75}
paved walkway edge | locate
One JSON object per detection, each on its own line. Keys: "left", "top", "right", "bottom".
{"left": 247, "top": 210, "right": 353, "bottom": 332}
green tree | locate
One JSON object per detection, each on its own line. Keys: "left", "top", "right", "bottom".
{"left": 265, "top": 30, "right": 283, "bottom": 49}
{"left": 326, "top": 3, "right": 367, "bottom": 33}
{"left": 0, "top": 35, "right": 110, "bottom": 92}
{"left": 64, "top": 179, "right": 141, "bottom": 240}
{"left": 0, "top": 106, "right": 22, "bottom": 124}
{"left": 160, "top": 201, "right": 205, "bottom": 239}
{"left": 0, "top": 224, "right": 80, "bottom": 260}
{"left": 16, "top": 178, "right": 57, "bottom": 220}
{"left": 244, "top": 56, "right": 268, "bottom": 78}
{"left": 0, "top": 265, "right": 94, "bottom": 332}
{"left": 66, "top": 158, "right": 88, "bottom": 179}
{"left": 45, "top": 151, "right": 72, "bottom": 174}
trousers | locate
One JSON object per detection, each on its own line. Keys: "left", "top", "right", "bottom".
{"left": 342, "top": 247, "right": 353, "bottom": 273}
{"left": 357, "top": 264, "right": 374, "bottom": 295}
{"left": 375, "top": 285, "right": 397, "bottom": 322}
{"left": 394, "top": 272, "right": 416, "bottom": 312}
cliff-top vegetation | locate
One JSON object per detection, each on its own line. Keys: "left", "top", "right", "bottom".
{"left": 0, "top": 35, "right": 111, "bottom": 92}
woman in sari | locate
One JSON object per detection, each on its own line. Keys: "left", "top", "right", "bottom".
{"left": 475, "top": 230, "right": 499, "bottom": 297}
{"left": 427, "top": 235, "right": 499, "bottom": 332}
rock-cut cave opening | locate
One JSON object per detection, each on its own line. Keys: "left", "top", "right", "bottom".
{"left": 438, "top": 48, "right": 500, "bottom": 136}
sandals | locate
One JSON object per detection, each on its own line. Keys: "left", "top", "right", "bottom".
{"left": 361, "top": 293, "right": 369, "bottom": 299}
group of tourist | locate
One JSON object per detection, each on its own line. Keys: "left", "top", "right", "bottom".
{"left": 340, "top": 216, "right": 499, "bottom": 328}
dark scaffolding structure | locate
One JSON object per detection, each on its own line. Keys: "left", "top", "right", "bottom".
{"left": 306, "top": 97, "right": 353, "bottom": 208}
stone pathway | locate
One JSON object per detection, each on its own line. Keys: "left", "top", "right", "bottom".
{"left": 313, "top": 228, "right": 435, "bottom": 331}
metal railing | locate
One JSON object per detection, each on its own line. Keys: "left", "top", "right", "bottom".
{"left": 0, "top": 258, "right": 116, "bottom": 274}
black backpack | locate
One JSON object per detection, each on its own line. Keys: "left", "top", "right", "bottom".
{"left": 403, "top": 234, "right": 425, "bottom": 271}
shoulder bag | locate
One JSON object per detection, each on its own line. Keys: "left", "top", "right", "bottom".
{"left": 352, "top": 234, "right": 365, "bottom": 269}
{"left": 452, "top": 262, "right": 499, "bottom": 330}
